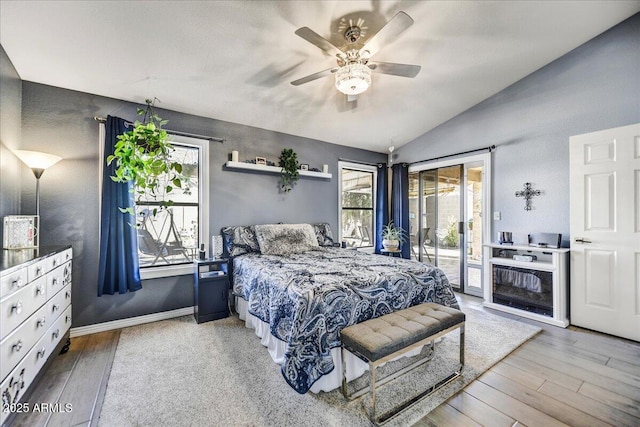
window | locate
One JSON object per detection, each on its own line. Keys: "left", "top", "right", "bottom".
{"left": 136, "top": 135, "right": 209, "bottom": 279}
{"left": 338, "top": 162, "right": 377, "bottom": 250}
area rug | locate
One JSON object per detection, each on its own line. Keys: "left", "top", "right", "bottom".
{"left": 99, "top": 306, "right": 540, "bottom": 426}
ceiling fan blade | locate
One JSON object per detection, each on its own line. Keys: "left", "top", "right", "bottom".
{"left": 295, "top": 27, "right": 343, "bottom": 57}
{"left": 368, "top": 61, "right": 421, "bottom": 78}
{"left": 359, "top": 11, "right": 414, "bottom": 58}
{"left": 290, "top": 68, "right": 338, "bottom": 86}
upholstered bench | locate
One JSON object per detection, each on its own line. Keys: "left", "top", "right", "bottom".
{"left": 340, "top": 302, "right": 465, "bottom": 424}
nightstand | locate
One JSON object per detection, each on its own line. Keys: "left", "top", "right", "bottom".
{"left": 193, "top": 258, "right": 230, "bottom": 324}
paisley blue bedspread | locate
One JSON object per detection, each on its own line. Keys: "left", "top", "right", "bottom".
{"left": 232, "top": 247, "right": 459, "bottom": 394}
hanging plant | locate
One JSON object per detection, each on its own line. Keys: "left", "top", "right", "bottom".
{"left": 279, "top": 148, "right": 299, "bottom": 192}
{"left": 106, "top": 98, "right": 186, "bottom": 217}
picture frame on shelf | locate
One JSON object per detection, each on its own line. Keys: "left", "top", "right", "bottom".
{"left": 300, "top": 164, "right": 309, "bottom": 171}
{"left": 255, "top": 157, "right": 267, "bottom": 166}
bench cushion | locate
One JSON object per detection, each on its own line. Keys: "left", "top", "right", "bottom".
{"left": 340, "top": 303, "right": 465, "bottom": 362}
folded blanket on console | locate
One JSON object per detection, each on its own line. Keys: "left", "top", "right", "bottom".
{"left": 496, "top": 268, "right": 542, "bottom": 292}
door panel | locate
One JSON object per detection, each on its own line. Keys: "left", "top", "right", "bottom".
{"left": 570, "top": 123, "right": 640, "bottom": 341}
{"left": 435, "top": 166, "right": 462, "bottom": 289}
{"left": 584, "top": 249, "right": 615, "bottom": 308}
{"left": 465, "top": 165, "right": 484, "bottom": 297}
{"left": 585, "top": 172, "right": 615, "bottom": 231}
{"left": 409, "top": 163, "right": 485, "bottom": 296}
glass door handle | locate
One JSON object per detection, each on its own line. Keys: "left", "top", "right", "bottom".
{"left": 458, "top": 222, "right": 465, "bottom": 235}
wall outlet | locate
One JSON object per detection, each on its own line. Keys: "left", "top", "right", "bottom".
{"left": 493, "top": 211, "right": 501, "bottom": 220}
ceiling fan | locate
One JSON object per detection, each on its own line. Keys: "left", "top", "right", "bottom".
{"left": 290, "top": 11, "right": 421, "bottom": 97}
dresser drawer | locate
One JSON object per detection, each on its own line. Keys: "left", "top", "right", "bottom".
{"left": 27, "top": 259, "right": 48, "bottom": 283}
{"left": 0, "top": 325, "right": 51, "bottom": 426}
{"left": 0, "top": 277, "right": 47, "bottom": 341}
{"left": 48, "top": 283, "right": 71, "bottom": 323}
{"left": 46, "top": 262, "right": 68, "bottom": 298}
{"left": 0, "top": 267, "right": 28, "bottom": 300}
{"left": 44, "top": 248, "right": 72, "bottom": 272}
{"left": 46, "top": 306, "right": 72, "bottom": 354}
{"left": 0, "top": 304, "right": 48, "bottom": 381}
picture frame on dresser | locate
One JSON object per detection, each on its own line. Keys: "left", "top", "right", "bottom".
{"left": 0, "top": 246, "right": 73, "bottom": 426}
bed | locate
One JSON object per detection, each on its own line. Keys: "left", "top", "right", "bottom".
{"left": 223, "top": 223, "right": 459, "bottom": 394}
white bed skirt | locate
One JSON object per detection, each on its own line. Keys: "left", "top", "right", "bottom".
{"left": 235, "top": 298, "right": 423, "bottom": 393}
{"left": 236, "top": 298, "right": 368, "bottom": 392}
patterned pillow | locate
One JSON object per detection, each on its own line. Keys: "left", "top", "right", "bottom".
{"left": 221, "top": 225, "right": 260, "bottom": 257}
{"left": 312, "top": 223, "right": 335, "bottom": 247}
{"left": 254, "top": 224, "right": 320, "bottom": 255}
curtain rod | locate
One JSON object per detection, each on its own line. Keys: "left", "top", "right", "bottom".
{"left": 338, "top": 157, "right": 385, "bottom": 167}
{"left": 409, "top": 145, "right": 496, "bottom": 166}
{"left": 93, "top": 116, "right": 224, "bottom": 143}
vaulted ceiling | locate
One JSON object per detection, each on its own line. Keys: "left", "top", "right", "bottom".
{"left": 1, "top": 1, "right": 638, "bottom": 152}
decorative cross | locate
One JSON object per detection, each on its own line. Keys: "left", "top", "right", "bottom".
{"left": 515, "top": 182, "right": 541, "bottom": 211}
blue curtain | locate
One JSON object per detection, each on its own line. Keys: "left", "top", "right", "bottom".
{"left": 98, "top": 116, "right": 142, "bottom": 296}
{"left": 374, "top": 163, "right": 388, "bottom": 254}
{"left": 391, "top": 163, "right": 410, "bottom": 259}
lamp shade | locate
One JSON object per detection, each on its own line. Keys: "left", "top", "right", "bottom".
{"left": 14, "top": 150, "right": 62, "bottom": 170}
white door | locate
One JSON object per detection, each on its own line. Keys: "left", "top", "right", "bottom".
{"left": 570, "top": 123, "right": 640, "bottom": 341}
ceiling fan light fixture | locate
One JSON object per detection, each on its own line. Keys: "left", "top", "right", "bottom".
{"left": 335, "top": 63, "right": 371, "bottom": 95}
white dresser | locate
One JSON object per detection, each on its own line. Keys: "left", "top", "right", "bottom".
{"left": 0, "top": 246, "right": 72, "bottom": 426}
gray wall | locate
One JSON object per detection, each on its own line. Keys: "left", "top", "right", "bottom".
{"left": 395, "top": 13, "right": 640, "bottom": 246}
{"left": 18, "top": 82, "right": 384, "bottom": 327}
{"left": 0, "top": 45, "right": 23, "bottom": 245}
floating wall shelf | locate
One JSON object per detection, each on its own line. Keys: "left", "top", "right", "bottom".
{"left": 224, "top": 161, "right": 332, "bottom": 179}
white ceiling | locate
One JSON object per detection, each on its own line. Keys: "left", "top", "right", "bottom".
{"left": 1, "top": 1, "right": 638, "bottom": 153}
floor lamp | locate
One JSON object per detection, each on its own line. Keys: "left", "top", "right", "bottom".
{"left": 14, "top": 150, "right": 63, "bottom": 217}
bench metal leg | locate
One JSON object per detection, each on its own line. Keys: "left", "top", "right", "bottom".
{"left": 342, "top": 341, "right": 437, "bottom": 401}
{"left": 342, "top": 322, "right": 465, "bottom": 425}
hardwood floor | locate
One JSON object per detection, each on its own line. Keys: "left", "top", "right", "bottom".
{"left": 9, "top": 294, "right": 640, "bottom": 427}
{"left": 10, "top": 330, "right": 119, "bottom": 427}
{"left": 416, "top": 294, "right": 640, "bottom": 427}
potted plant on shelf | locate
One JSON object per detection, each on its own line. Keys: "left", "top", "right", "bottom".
{"left": 107, "top": 98, "right": 186, "bottom": 218}
{"left": 279, "top": 148, "right": 299, "bottom": 192}
{"left": 381, "top": 221, "right": 407, "bottom": 251}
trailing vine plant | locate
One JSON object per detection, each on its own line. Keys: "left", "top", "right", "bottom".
{"left": 279, "top": 148, "right": 299, "bottom": 192}
{"left": 106, "top": 98, "right": 186, "bottom": 218}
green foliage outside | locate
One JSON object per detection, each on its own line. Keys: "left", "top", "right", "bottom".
{"left": 442, "top": 215, "right": 459, "bottom": 248}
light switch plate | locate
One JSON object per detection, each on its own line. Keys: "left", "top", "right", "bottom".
{"left": 493, "top": 211, "right": 501, "bottom": 220}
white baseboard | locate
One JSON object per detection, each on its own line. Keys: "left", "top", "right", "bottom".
{"left": 70, "top": 306, "right": 194, "bottom": 337}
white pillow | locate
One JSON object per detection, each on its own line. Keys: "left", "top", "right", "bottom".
{"left": 254, "top": 224, "right": 320, "bottom": 255}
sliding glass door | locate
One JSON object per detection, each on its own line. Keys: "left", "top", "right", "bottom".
{"left": 409, "top": 161, "right": 485, "bottom": 296}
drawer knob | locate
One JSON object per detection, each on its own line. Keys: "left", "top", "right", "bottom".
{"left": 11, "top": 278, "right": 24, "bottom": 288}
{"left": 36, "top": 285, "right": 45, "bottom": 295}
{"left": 52, "top": 304, "right": 60, "bottom": 312}
{"left": 12, "top": 340, "right": 23, "bottom": 352}
{"left": 37, "top": 347, "right": 46, "bottom": 359}
{"left": 37, "top": 317, "right": 46, "bottom": 327}
{"left": 66, "top": 315, "right": 72, "bottom": 323}
{"left": 36, "top": 267, "right": 42, "bottom": 275}
{"left": 53, "top": 329, "right": 60, "bottom": 339}
{"left": 65, "top": 291, "right": 71, "bottom": 299}
{"left": 53, "top": 259, "right": 57, "bottom": 267}
{"left": 11, "top": 301, "right": 23, "bottom": 315}
{"left": 52, "top": 278, "right": 58, "bottom": 286}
